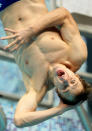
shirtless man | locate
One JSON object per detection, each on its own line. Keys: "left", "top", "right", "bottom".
{"left": 0, "top": 0, "right": 89, "bottom": 128}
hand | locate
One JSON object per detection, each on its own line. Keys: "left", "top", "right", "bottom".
{"left": 0, "top": 27, "right": 35, "bottom": 52}
{"left": 56, "top": 88, "right": 73, "bottom": 113}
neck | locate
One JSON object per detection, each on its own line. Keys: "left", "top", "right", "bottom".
{"left": 46, "top": 77, "right": 54, "bottom": 91}
{"left": 46, "top": 67, "right": 55, "bottom": 90}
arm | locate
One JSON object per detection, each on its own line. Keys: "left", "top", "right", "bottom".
{"left": 35, "top": 7, "right": 78, "bottom": 36}
{"left": 35, "top": 7, "right": 87, "bottom": 65}
{"left": 0, "top": 7, "right": 78, "bottom": 51}
{"left": 14, "top": 87, "right": 71, "bottom": 127}
{"left": 15, "top": 103, "right": 68, "bottom": 127}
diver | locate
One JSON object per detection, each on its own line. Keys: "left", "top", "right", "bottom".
{"left": 0, "top": 0, "right": 91, "bottom": 128}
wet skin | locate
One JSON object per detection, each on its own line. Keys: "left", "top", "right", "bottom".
{"left": 49, "top": 64, "right": 84, "bottom": 101}
{"left": 0, "top": 0, "right": 87, "bottom": 127}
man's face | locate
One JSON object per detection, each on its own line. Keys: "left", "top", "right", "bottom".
{"left": 52, "top": 64, "right": 84, "bottom": 101}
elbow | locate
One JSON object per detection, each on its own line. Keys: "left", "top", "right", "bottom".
{"left": 56, "top": 7, "right": 70, "bottom": 20}
{"left": 14, "top": 114, "right": 34, "bottom": 128}
{"left": 14, "top": 114, "right": 28, "bottom": 128}
{"left": 60, "top": 7, "right": 70, "bottom": 17}
{"left": 14, "top": 116, "right": 23, "bottom": 128}
{"left": 60, "top": 7, "right": 69, "bottom": 13}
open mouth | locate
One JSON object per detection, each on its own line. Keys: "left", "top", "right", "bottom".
{"left": 56, "top": 69, "right": 69, "bottom": 91}
{"left": 56, "top": 69, "right": 69, "bottom": 81}
{"left": 56, "top": 69, "right": 65, "bottom": 77}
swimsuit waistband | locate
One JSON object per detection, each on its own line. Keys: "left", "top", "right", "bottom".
{"left": 0, "top": 0, "right": 20, "bottom": 11}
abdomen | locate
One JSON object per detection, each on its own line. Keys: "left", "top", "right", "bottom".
{"left": 35, "top": 29, "right": 69, "bottom": 63}
{"left": 14, "top": 29, "right": 70, "bottom": 75}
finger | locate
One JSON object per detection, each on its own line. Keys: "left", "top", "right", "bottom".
{"left": 4, "top": 39, "right": 18, "bottom": 50}
{"left": 19, "top": 40, "right": 25, "bottom": 45}
{"left": 10, "top": 44, "right": 20, "bottom": 52}
{"left": 4, "top": 28, "right": 17, "bottom": 33}
{"left": 10, "top": 39, "right": 25, "bottom": 52}
{"left": 0, "top": 34, "right": 17, "bottom": 40}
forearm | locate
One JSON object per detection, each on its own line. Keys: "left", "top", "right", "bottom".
{"left": 14, "top": 105, "right": 65, "bottom": 128}
{"left": 32, "top": 7, "right": 69, "bottom": 34}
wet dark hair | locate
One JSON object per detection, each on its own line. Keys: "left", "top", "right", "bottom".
{"left": 57, "top": 75, "right": 92, "bottom": 105}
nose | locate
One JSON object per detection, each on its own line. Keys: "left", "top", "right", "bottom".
{"left": 63, "top": 80, "right": 69, "bottom": 89}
